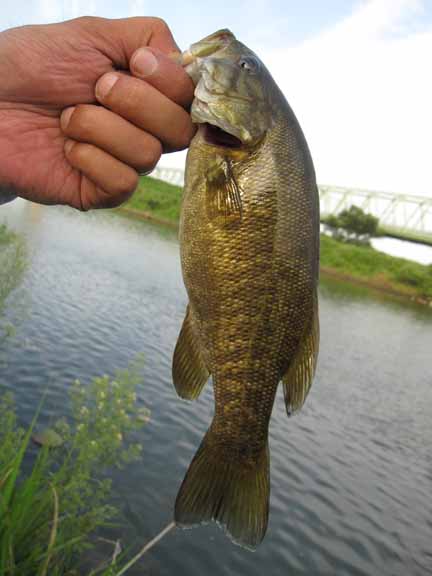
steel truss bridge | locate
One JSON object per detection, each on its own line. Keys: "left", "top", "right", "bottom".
{"left": 151, "top": 167, "right": 432, "bottom": 242}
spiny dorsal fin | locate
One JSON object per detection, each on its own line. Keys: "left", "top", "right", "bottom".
{"left": 172, "top": 305, "right": 210, "bottom": 400}
{"left": 282, "top": 294, "right": 319, "bottom": 415}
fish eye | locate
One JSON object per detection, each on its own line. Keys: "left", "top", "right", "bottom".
{"left": 239, "top": 56, "right": 258, "bottom": 73}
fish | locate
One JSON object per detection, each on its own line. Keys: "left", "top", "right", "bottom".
{"left": 172, "top": 29, "right": 320, "bottom": 549}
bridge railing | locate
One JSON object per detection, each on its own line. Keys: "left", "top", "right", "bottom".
{"left": 319, "top": 185, "right": 432, "bottom": 235}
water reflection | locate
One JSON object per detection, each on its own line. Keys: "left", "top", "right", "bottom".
{"left": 320, "top": 274, "right": 432, "bottom": 321}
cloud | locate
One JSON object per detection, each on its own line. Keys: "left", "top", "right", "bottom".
{"left": 163, "top": 0, "right": 432, "bottom": 197}
{"left": 257, "top": 0, "right": 432, "bottom": 195}
{"left": 129, "top": 0, "right": 147, "bottom": 17}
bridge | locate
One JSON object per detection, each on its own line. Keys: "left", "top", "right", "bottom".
{"left": 151, "top": 166, "right": 432, "bottom": 244}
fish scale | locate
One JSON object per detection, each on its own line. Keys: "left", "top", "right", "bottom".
{"left": 172, "top": 29, "right": 320, "bottom": 549}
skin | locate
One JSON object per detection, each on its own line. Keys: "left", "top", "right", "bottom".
{"left": 0, "top": 16, "right": 195, "bottom": 210}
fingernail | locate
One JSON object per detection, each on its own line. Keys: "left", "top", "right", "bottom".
{"left": 64, "top": 139, "right": 75, "bottom": 155}
{"left": 96, "top": 73, "right": 119, "bottom": 100}
{"left": 60, "top": 106, "right": 75, "bottom": 131}
{"left": 131, "top": 48, "right": 158, "bottom": 78}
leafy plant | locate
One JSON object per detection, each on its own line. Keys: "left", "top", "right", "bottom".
{"left": 0, "top": 366, "right": 149, "bottom": 575}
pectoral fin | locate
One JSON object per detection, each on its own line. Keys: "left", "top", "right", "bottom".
{"left": 206, "top": 157, "right": 243, "bottom": 221}
{"left": 282, "top": 295, "right": 319, "bottom": 415}
{"left": 172, "top": 306, "right": 209, "bottom": 400}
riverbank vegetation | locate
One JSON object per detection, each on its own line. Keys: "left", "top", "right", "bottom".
{"left": 0, "top": 223, "right": 27, "bottom": 340}
{"left": 123, "top": 177, "right": 182, "bottom": 225}
{"left": 320, "top": 235, "right": 432, "bottom": 301}
{"left": 123, "top": 176, "right": 432, "bottom": 305}
{"left": 0, "top": 368, "right": 152, "bottom": 575}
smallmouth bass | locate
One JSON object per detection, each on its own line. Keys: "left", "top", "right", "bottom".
{"left": 172, "top": 29, "right": 320, "bottom": 549}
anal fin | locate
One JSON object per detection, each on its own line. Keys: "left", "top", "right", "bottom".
{"left": 282, "top": 294, "right": 319, "bottom": 415}
{"left": 172, "top": 305, "right": 209, "bottom": 400}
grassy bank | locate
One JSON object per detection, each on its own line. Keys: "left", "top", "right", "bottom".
{"left": 122, "top": 177, "right": 432, "bottom": 305}
{"left": 320, "top": 235, "right": 432, "bottom": 303}
{"left": 378, "top": 226, "right": 432, "bottom": 247}
{"left": 123, "top": 176, "right": 182, "bottom": 225}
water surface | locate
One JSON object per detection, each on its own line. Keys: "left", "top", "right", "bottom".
{"left": 1, "top": 200, "right": 431, "bottom": 575}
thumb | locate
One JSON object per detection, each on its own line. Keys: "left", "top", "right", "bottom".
{"left": 129, "top": 47, "right": 195, "bottom": 108}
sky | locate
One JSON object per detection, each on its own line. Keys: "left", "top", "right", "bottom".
{"left": 1, "top": 0, "right": 431, "bottom": 198}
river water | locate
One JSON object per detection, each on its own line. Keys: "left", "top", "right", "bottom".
{"left": 0, "top": 200, "right": 431, "bottom": 576}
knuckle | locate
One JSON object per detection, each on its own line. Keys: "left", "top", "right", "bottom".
{"left": 149, "top": 17, "right": 170, "bottom": 34}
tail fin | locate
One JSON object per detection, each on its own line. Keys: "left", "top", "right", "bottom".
{"left": 174, "top": 429, "right": 270, "bottom": 549}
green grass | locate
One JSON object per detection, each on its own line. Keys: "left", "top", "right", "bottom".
{"left": 124, "top": 176, "right": 183, "bottom": 224}
{"left": 378, "top": 225, "right": 432, "bottom": 247}
{"left": 320, "top": 234, "right": 432, "bottom": 299}
{"left": 0, "top": 366, "right": 152, "bottom": 575}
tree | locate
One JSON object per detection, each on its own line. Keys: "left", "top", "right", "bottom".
{"left": 326, "top": 205, "right": 379, "bottom": 244}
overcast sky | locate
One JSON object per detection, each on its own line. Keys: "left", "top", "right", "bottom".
{"left": 1, "top": 0, "right": 431, "bottom": 197}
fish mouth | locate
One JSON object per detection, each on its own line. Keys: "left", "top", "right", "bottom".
{"left": 201, "top": 123, "right": 244, "bottom": 149}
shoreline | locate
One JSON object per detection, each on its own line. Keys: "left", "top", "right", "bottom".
{"left": 320, "top": 267, "right": 431, "bottom": 307}
{"left": 117, "top": 206, "right": 432, "bottom": 309}
{"left": 117, "top": 206, "right": 179, "bottom": 229}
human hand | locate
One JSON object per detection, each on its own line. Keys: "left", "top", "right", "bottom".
{"left": 0, "top": 17, "right": 195, "bottom": 210}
